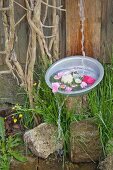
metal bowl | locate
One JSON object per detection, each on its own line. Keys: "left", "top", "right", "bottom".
{"left": 45, "top": 56, "right": 104, "bottom": 96}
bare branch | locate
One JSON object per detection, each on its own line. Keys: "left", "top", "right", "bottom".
{"left": 42, "top": 0, "right": 48, "bottom": 24}
{"left": 44, "top": 35, "right": 56, "bottom": 39}
{"left": 41, "top": 22, "right": 55, "bottom": 28}
{"left": 14, "top": 0, "right": 28, "bottom": 11}
{"left": 0, "top": 7, "right": 10, "bottom": 11}
{"left": 24, "top": 0, "right": 32, "bottom": 10}
{"left": 0, "top": 70, "right": 11, "bottom": 74}
{"left": 0, "top": 51, "right": 6, "bottom": 54}
{"left": 41, "top": 1, "right": 66, "bottom": 11}
{"left": 49, "top": 0, "right": 59, "bottom": 61}
{"left": 15, "top": 14, "right": 26, "bottom": 27}
{"left": 11, "top": 50, "right": 25, "bottom": 85}
{"left": 27, "top": 14, "right": 44, "bottom": 38}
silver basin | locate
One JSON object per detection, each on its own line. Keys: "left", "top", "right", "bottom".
{"left": 45, "top": 56, "right": 104, "bottom": 96}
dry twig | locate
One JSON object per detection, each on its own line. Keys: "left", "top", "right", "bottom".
{"left": 0, "top": 0, "right": 65, "bottom": 125}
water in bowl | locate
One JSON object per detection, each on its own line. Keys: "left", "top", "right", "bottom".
{"left": 50, "top": 66, "right": 97, "bottom": 93}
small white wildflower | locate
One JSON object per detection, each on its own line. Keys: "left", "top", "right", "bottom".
{"left": 61, "top": 74, "right": 73, "bottom": 84}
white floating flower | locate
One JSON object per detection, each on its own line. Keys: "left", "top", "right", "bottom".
{"left": 61, "top": 74, "right": 73, "bottom": 84}
{"left": 74, "top": 78, "right": 82, "bottom": 84}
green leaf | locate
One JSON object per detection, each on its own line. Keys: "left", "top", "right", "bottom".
{"left": 0, "top": 117, "right": 5, "bottom": 141}
{"left": 10, "top": 151, "right": 27, "bottom": 162}
{"left": 6, "top": 136, "right": 21, "bottom": 149}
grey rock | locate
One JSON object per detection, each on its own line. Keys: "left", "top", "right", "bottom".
{"left": 70, "top": 118, "right": 102, "bottom": 163}
{"left": 24, "top": 123, "right": 63, "bottom": 159}
{"left": 0, "top": 74, "right": 25, "bottom": 105}
{"left": 99, "top": 155, "right": 113, "bottom": 170}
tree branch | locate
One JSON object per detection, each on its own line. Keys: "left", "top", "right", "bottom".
{"left": 41, "top": 1, "right": 66, "bottom": 11}
{"left": 0, "top": 70, "right": 11, "bottom": 74}
{"left": 42, "top": 0, "right": 48, "bottom": 24}
{"left": 0, "top": 7, "right": 10, "bottom": 11}
{"left": 0, "top": 51, "right": 6, "bottom": 54}
{"left": 14, "top": 0, "right": 28, "bottom": 11}
{"left": 15, "top": 14, "right": 26, "bottom": 27}
{"left": 41, "top": 22, "right": 55, "bottom": 28}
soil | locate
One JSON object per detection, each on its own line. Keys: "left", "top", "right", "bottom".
{"left": 0, "top": 107, "right": 23, "bottom": 136}
{"left": 10, "top": 155, "right": 98, "bottom": 170}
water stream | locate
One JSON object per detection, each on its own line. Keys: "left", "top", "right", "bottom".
{"left": 78, "top": 0, "right": 86, "bottom": 74}
{"left": 79, "top": 0, "right": 85, "bottom": 57}
{"left": 54, "top": 95, "right": 68, "bottom": 140}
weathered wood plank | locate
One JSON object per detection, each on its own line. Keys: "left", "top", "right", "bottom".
{"left": 14, "top": 0, "right": 28, "bottom": 64}
{"left": 101, "top": 0, "right": 113, "bottom": 63}
{"left": 66, "top": 0, "right": 101, "bottom": 59}
{"left": 59, "top": 0, "right": 66, "bottom": 59}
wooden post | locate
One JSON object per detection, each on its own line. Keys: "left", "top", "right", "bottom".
{"left": 66, "top": 0, "right": 101, "bottom": 59}
{"left": 101, "top": 0, "right": 113, "bottom": 62}
{"left": 65, "top": 0, "right": 113, "bottom": 62}
{"left": 65, "top": 0, "right": 101, "bottom": 113}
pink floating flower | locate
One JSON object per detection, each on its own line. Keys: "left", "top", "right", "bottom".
{"left": 54, "top": 75, "right": 61, "bottom": 80}
{"left": 57, "top": 72, "right": 64, "bottom": 78}
{"left": 80, "top": 81, "right": 87, "bottom": 88}
{"left": 52, "top": 82, "right": 60, "bottom": 93}
{"left": 82, "top": 75, "right": 96, "bottom": 84}
{"left": 65, "top": 87, "right": 72, "bottom": 93}
{"left": 54, "top": 72, "right": 64, "bottom": 80}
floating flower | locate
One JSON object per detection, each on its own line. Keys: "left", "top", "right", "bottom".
{"left": 19, "top": 114, "right": 23, "bottom": 118}
{"left": 61, "top": 74, "right": 73, "bottom": 84}
{"left": 57, "top": 72, "right": 64, "bottom": 78}
{"left": 71, "top": 84, "right": 78, "bottom": 88}
{"left": 65, "top": 87, "right": 72, "bottom": 92}
{"left": 52, "top": 82, "right": 60, "bottom": 93}
{"left": 13, "top": 118, "right": 17, "bottom": 123}
{"left": 74, "top": 78, "right": 82, "bottom": 84}
{"left": 51, "top": 69, "right": 96, "bottom": 93}
{"left": 54, "top": 75, "right": 61, "bottom": 80}
{"left": 83, "top": 75, "right": 96, "bottom": 84}
{"left": 54, "top": 72, "right": 65, "bottom": 80}
{"left": 60, "top": 84, "right": 66, "bottom": 89}
{"left": 80, "top": 81, "right": 87, "bottom": 88}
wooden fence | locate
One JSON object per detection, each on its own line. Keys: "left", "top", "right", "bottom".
{"left": 0, "top": 0, "right": 113, "bottom": 68}
{"left": 66, "top": 0, "right": 113, "bottom": 62}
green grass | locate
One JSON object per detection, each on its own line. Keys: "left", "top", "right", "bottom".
{"left": 87, "top": 63, "right": 113, "bottom": 155}
{"left": 33, "top": 70, "right": 90, "bottom": 156}
{"left": 0, "top": 118, "right": 27, "bottom": 170}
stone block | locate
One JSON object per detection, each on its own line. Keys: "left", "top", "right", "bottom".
{"left": 70, "top": 119, "right": 102, "bottom": 163}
